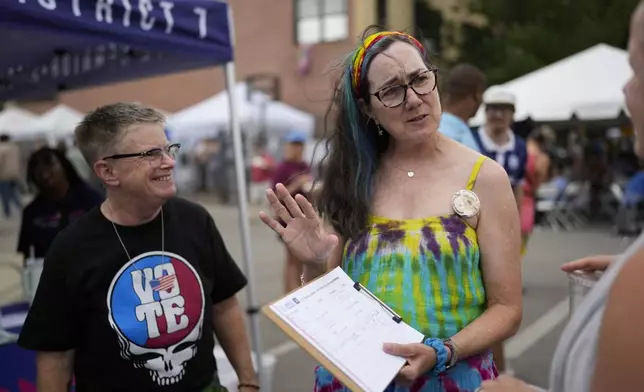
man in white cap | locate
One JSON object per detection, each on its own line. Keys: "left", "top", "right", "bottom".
{"left": 471, "top": 86, "right": 527, "bottom": 375}
{"left": 472, "top": 86, "right": 527, "bottom": 210}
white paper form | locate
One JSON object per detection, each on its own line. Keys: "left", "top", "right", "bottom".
{"left": 269, "top": 267, "right": 424, "bottom": 392}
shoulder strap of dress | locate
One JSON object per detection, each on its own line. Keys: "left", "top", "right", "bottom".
{"left": 466, "top": 155, "right": 487, "bottom": 191}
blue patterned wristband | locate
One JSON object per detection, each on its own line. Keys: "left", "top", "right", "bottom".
{"left": 423, "top": 338, "right": 449, "bottom": 375}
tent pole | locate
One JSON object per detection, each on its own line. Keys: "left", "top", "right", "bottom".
{"left": 224, "top": 61, "right": 264, "bottom": 380}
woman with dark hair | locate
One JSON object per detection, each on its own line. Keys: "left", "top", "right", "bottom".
{"left": 17, "top": 147, "right": 103, "bottom": 260}
{"left": 259, "top": 26, "right": 522, "bottom": 391}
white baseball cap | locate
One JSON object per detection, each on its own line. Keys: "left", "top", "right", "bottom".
{"left": 483, "top": 86, "right": 516, "bottom": 106}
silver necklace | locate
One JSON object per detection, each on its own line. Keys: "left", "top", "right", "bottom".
{"left": 107, "top": 200, "right": 165, "bottom": 262}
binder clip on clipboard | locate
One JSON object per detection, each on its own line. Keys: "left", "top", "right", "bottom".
{"left": 352, "top": 281, "right": 403, "bottom": 324}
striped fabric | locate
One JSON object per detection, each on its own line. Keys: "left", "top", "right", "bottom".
{"left": 314, "top": 156, "right": 497, "bottom": 392}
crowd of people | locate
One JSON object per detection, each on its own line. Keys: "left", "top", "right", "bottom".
{"left": 4, "top": 1, "right": 644, "bottom": 391}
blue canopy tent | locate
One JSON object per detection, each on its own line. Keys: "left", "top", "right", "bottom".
{"left": 0, "top": 0, "right": 263, "bottom": 386}
{"left": 1, "top": 0, "right": 233, "bottom": 99}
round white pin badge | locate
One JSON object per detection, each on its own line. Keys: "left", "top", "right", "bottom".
{"left": 451, "top": 189, "right": 481, "bottom": 218}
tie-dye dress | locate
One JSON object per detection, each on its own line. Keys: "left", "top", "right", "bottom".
{"left": 314, "top": 156, "right": 497, "bottom": 392}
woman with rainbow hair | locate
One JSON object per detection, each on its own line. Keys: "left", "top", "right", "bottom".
{"left": 259, "top": 26, "right": 522, "bottom": 391}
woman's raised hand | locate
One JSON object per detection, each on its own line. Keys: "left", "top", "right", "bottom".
{"left": 259, "top": 183, "right": 338, "bottom": 264}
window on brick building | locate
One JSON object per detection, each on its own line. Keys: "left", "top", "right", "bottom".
{"left": 294, "top": 0, "right": 348, "bottom": 45}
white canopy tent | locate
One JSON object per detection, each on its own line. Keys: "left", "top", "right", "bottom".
{"left": 470, "top": 43, "right": 632, "bottom": 126}
{"left": 32, "top": 104, "right": 84, "bottom": 141}
{"left": 0, "top": 107, "right": 39, "bottom": 140}
{"left": 168, "top": 82, "right": 315, "bottom": 147}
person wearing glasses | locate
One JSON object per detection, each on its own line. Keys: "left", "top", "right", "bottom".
{"left": 259, "top": 26, "right": 522, "bottom": 391}
{"left": 479, "top": 4, "right": 644, "bottom": 390}
{"left": 18, "top": 103, "right": 258, "bottom": 392}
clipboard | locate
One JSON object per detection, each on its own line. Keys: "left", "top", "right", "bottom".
{"left": 261, "top": 267, "right": 424, "bottom": 392}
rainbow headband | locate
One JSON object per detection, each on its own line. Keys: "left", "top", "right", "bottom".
{"left": 351, "top": 31, "right": 425, "bottom": 93}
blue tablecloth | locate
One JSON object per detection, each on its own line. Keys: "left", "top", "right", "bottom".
{"left": 0, "top": 302, "right": 36, "bottom": 392}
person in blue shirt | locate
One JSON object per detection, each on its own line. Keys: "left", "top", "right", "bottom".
{"left": 624, "top": 167, "right": 644, "bottom": 206}
{"left": 471, "top": 86, "right": 527, "bottom": 376}
{"left": 439, "top": 63, "right": 486, "bottom": 151}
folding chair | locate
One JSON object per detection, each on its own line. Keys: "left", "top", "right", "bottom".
{"left": 536, "top": 181, "right": 588, "bottom": 231}
{"left": 557, "top": 181, "right": 589, "bottom": 229}
{"left": 535, "top": 183, "right": 564, "bottom": 231}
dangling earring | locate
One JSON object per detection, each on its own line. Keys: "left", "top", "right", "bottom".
{"left": 377, "top": 124, "right": 384, "bottom": 136}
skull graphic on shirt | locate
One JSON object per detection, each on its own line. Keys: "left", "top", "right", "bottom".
{"left": 107, "top": 251, "right": 206, "bottom": 386}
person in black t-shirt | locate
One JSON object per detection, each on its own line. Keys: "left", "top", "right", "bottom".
{"left": 17, "top": 147, "right": 103, "bottom": 261}
{"left": 18, "top": 103, "right": 258, "bottom": 392}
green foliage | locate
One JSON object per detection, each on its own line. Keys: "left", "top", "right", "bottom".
{"left": 414, "top": 0, "right": 443, "bottom": 53}
{"left": 437, "top": 0, "right": 639, "bottom": 85}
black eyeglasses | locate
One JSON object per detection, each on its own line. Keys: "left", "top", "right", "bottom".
{"left": 102, "top": 143, "right": 181, "bottom": 161}
{"left": 371, "top": 69, "right": 438, "bottom": 108}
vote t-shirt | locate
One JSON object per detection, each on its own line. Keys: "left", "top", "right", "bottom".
{"left": 18, "top": 197, "right": 248, "bottom": 391}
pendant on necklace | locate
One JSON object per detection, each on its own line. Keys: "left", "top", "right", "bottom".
{"left": 407, "top": 171, "right": 415, "bottom": 178}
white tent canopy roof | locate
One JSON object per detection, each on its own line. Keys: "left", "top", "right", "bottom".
{"left": 470, "top": 43, "right": 632, "bottom": 126}
{"left": 0, "top": 106, "right": 39, "bottom": 138}
{"left": 168, "top": 82, "right": 315, "bottom": 141}
{"left": 33, "top": 104, "right": 84, "bottom": 137}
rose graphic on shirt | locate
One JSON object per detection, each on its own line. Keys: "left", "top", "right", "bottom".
{"left": 107, "top": 251, "right": 205, "bottom": 386}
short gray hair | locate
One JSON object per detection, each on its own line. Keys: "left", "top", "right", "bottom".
{"left": 74, "top": 102, "right": 166, "bottom": 165}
